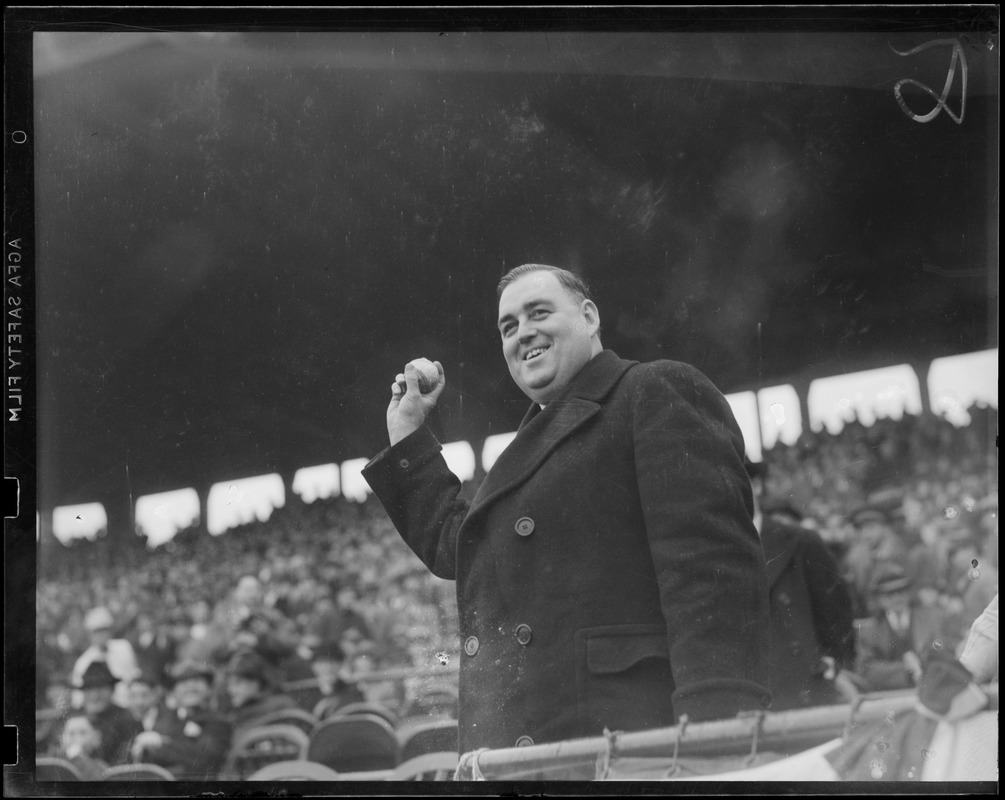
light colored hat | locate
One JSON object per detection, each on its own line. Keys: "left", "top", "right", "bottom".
{"left": 84, "top": 606, "right": 114, "bottom": 631}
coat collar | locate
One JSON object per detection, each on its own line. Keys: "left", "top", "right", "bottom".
{"left": 467, "top": 350, "right": 635, "bottom": 520}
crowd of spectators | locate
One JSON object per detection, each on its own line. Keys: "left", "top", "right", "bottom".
{"left": 34, "top": 404, "right": 997, "bottom": 777}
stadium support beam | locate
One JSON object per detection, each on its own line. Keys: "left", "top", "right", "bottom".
{"left": 911, "top": 359, "right": 932, "bottom": 417}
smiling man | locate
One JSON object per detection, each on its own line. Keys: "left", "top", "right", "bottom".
{"left": 363, "top": 263, "right": 772, "bottom": 758}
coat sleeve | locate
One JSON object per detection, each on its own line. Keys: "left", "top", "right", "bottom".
{"left": 361, "top": 425, "right": 468, "bottom": 580}
{"left": 629, "top": 361, "right": 772, "bottom": 721}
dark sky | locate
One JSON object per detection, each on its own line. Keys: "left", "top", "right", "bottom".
{"left": 31, "top": 31, "right": 997, "bottom": 509}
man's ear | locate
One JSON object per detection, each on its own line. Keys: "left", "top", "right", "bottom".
{"left": 581, "top": 299, "right": 601, "bottom": 337}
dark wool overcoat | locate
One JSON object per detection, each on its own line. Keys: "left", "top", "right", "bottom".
{"left": 760, "top": 515, "right": 856, "bottom": 710}
{"left": 363, "top": 350, "right": 772, "bottom": 752}
{"left": 145, "top": 705, "right": 233, "bottom": 780}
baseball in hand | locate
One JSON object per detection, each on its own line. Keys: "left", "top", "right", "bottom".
{"left": 399, "top": 358, "right": 439, "bottom": 394}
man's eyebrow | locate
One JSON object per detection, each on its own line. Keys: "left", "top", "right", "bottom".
{"left": 497, "top": 298, "right": 553, "bottom": 326}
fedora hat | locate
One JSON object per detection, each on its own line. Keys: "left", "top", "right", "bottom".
{"left": 79, "top": 660, "right": 118, "bottom": 690}
{"left": 166, "top": 659, "right": 215, "bottom": 686}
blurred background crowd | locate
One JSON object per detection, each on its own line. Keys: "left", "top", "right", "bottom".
{"left": 34, "top": 405, "right": 997, "bottom": 779}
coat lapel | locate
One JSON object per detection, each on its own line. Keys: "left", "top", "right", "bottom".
{"left": 466, "top": 351, "right": 635, "bottom": 521}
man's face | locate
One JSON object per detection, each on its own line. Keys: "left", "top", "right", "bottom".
{"left": 172, "top": 676, "right": 211, "bottom": 710}
{"left": 62, "top": 716, "right": 100, "bottom": 757}
{"left": 82, "top": 685, "right": 113, "bottom": 715}
{"left": 128, "top": 681, "right": 159, "bottom": 717}
{"left": 226, "top": 675, "right": 262, "bottom": 708}
{"left": 497, "top": 271, "right": 600, "bottom": 405}
{"left": 235, "top": 577, "right": 261, "bottom": 606}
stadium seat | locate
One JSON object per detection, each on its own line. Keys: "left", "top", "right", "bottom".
{"left": 35, "top": 757, "right": 84, "bottom": 781}
{"left": 389, "top": 751, "right": 459, "bottom": 781}
{"left": 219, "top": 723, "right": 310, "bottom": 780}
{"left": 325, "top": 699, "right": 398, "bottom": 727}
{"left": 398, "top": 718, "right": 459, "bottom": 762}
{"left": 307, "top": 713, "right": 400, "bottom": 773}
{"left": 245, "top": 759, "right": 343, "bottom": 781}
{"left": 103, "top": 763, "right": 177, "bottom": 781}
{"left": 249, "top": 707, "right": 319, "bottom": 736}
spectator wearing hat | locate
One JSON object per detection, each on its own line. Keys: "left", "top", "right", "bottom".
{"left": 747, "top": 462, "right": 857, "bottom": 710}
{"left": 854, "top": 565, "right": 962, "bottom": 692}
{"left": 305, "top": 585, "right": 373, "bottom": 657}
{"left": 842, "top": 506, "right": 908, "bottom": 618}
{"left": 131, "top": 660, "right": 233, "bottom": 780}
{"left": 301, "top": 639, "right": 364, "bottom": 713}
{"left": 71, "top": 606, "right": 141, "bottom": 709}
{"left": 223, "top": 649, "right": 299, "bottom": 738}
{"left": 76, "top": 660, "right": 142, "bottom": 766}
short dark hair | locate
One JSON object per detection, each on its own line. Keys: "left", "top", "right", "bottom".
{"left": 497, "top": 264, "right": 592, "bottom": 303}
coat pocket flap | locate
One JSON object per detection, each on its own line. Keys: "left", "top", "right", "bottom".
{"left": 586, "top": 631, "right": 670, "bottom": 675}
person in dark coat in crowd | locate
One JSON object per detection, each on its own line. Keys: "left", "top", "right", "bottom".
{"left": 129, "top": 611, "right": 177, "bottom": 686}
{"left": 854, "top": 565, "right": 962, "bottom": 691}
{"left": 363, "top": 264, "right": 772, "bottom": 753}
{"left": 296, "top": 639, "right": 365, "bottom": 716}
{"left": 747, "top": 462, "right": 857, "bottom": 710}
{"left": 306, "top": 584, "right": 373, "bottom": 651}
{"left": 130, "top": 660, "right": 233, "bottom": 780}
{"left": 76, "top": 660, "right": 142, "bottom": 766}
{"left": 127, "top": 666, "right": 166, "bottom": 732}
{"left": 223, "top": 649, "right": 300, "bottom": 738}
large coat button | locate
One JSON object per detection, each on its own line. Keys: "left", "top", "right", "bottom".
{"left": 515, "top": 736, "right": 534, "bottom": 747}
{"left": 464, "top": 636, "right": 479, "bottom": 656}
{"left": 515, "top": 517, "right": 535, "bottom": 537}
{"left": 515, "top": 624, "right": 532, "bottom": 646}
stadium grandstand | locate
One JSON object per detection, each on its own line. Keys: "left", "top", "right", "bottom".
{"left": 34, "top": 349, "right": 998, "bottom": 781}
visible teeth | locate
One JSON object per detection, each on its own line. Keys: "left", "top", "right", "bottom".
{"left": 525, "top": 347, "right": 547, "bottom": 361}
